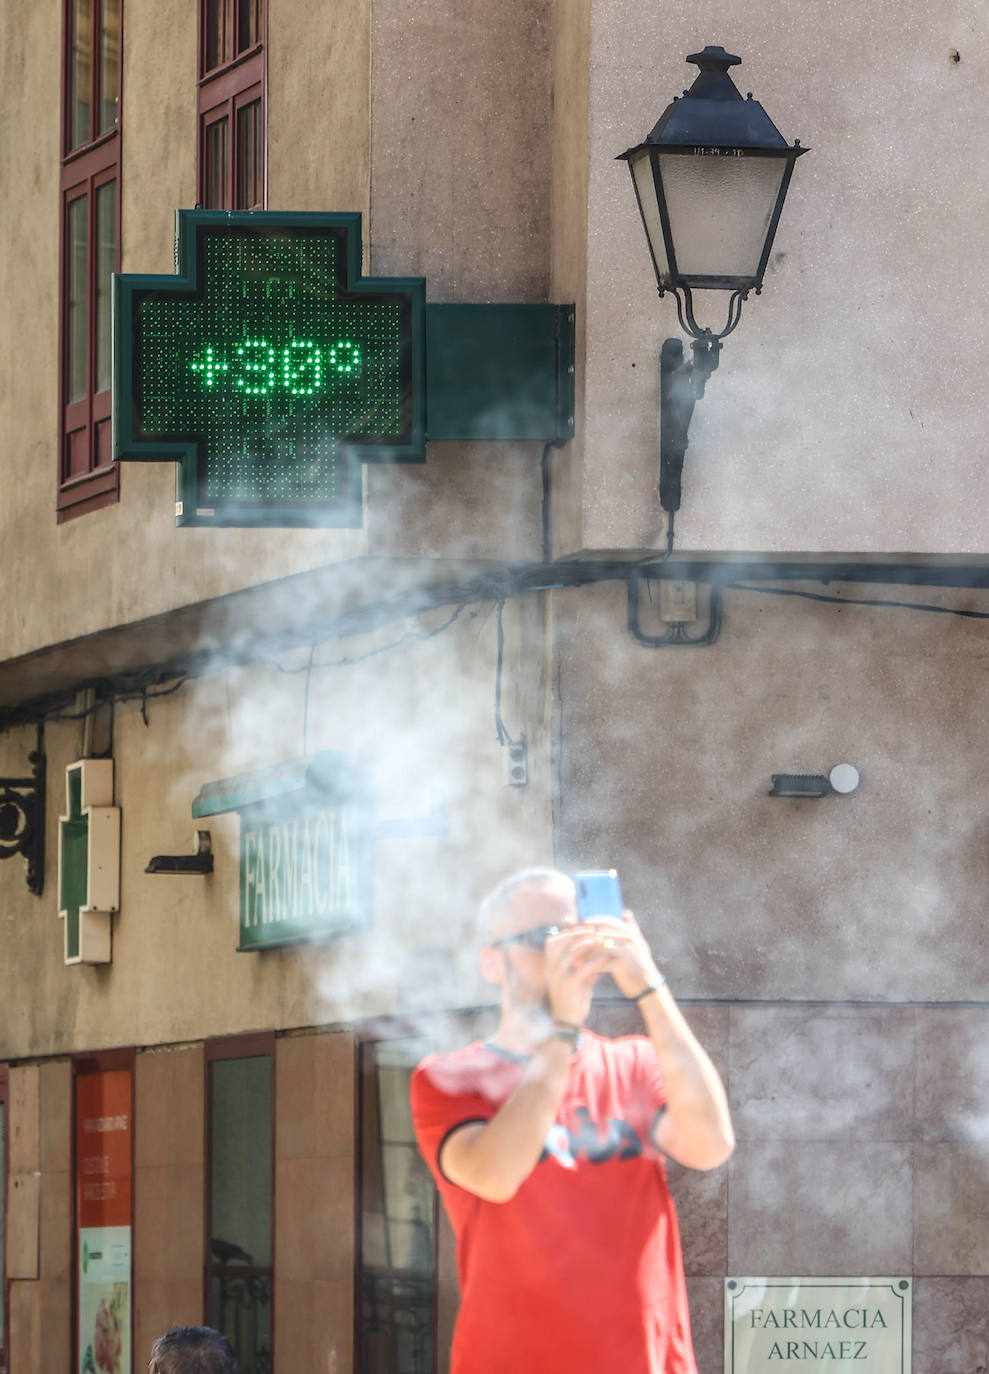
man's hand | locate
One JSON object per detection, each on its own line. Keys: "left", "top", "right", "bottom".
{"left": 544, "top": 926, "right": 612, "bottom": 1026}
{"left": 592, "top": 910, "right": 664, "bottom": 999}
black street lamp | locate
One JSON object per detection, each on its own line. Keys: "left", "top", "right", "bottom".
{"left": 618, "top": 46, "right": 807, "bottom": 533}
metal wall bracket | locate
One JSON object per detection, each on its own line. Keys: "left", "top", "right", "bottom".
{"left": 426, "top": 303, "right": 575, "bottom": 442}
{"left": 626, "top": 572, "right": 722, "bottom": 647}
{"left": 146, "top": 830, "right": 214, "bottom": 873}
{"left": 0, "top": 724, "right": 46, "bottom": 896}
{"left": 660, "top": 336, "right": 721, "bottom": 513}
{"left": 769, "top": 774, "right": 830, "bottom": 798}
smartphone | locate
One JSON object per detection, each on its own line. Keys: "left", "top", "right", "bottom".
{"left": 573, "top": 869, "right": 625, "bottom": 925}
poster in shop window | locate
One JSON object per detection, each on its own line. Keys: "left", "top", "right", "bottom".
{"left": 76, "top": 1070, "right": 132, "bottom": 1374}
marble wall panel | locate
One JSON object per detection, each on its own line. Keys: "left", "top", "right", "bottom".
{"left": 686, "top": 1277, "right": 725, "bottom": 1374}
{"left": 667, "top": 1158, "right": 729, "bottom": 1277}
{"left": 6, "top": 1171, "right": 40, "bottom": 1279}
{"left": 133, "top": 1278, "right": 205, "bottom": 1374}
{"left": 275, "top": 1156, "right": 319, "bottom": 1285}
{"left": 133, "top": 1164, "right": 205, "bottom": 1283}
{"left": 9, "top": 1278, "right": 41, "bottom": 1370}
{"left": 134, "top": 1047, "right": 204, "bottom": 1170}
{"left": 313, "top": 1278, "right": 354, "bottom": 1374}
{"left": 39, "top": 1060, "right": 71, "bottom": 1174}
{"left": 913, "top": 1278, "right": 989, "bottom": 1374}
{"left": 39, "top": 1166, "right": 71, "bottom": 1280}
{"left": 728, "top": 1141, "right": 914, "bottom": 1275}
{"left": 914, "top": 1142, "right": 989, "bottom": 1275}
{"left": 730, "top": 1006, "right": 915, "bottom": 1141}
{"left": 273, "top": 1277, "right": 313, "bottom": 1373}
{"left": 914, "top": 1007, "right": 989, "bottom": 1143}
{"left": 276, "top": 1031, "right": 355, "bottom": 1162}
{"left": 9, "top": 1064, "right": 39, "bottom": 1172}
{"left": 39, "top": 1276, "right": 71, "bottom": 1373}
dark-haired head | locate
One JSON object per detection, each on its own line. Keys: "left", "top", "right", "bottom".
{"left": 149, "top": 1326, "right": 238, "bottom": 1374}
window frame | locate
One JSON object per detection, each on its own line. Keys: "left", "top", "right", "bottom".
{"left": 203, "top": 1032, "right": 276, "bottom": 1369}
{"left": 58, "top": 0, "right": 123, "bottom": 521}
{"left": 197, "top": 0, "right": 267, "bottom": 211}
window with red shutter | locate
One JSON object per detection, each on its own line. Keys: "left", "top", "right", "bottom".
{"left": 58, "top": 0, "right": 122, "bottom": 520}
{"left": 199, "top": 0, "right": 266, "bottom": 211}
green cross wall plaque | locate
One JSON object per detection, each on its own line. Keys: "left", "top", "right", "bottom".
{"left": 113, "top": 211, "right": 426, "bottom": 527}
{"left": 57, "top": 760, "right": 120, "bottom": 964}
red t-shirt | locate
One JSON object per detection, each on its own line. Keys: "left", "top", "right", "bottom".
{"left": 410, "top": 1032, "right": 698, "bottom": 1374}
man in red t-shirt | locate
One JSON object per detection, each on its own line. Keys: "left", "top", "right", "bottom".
{"left": 410, "top": 867, "right": 735, "bottom": 1374}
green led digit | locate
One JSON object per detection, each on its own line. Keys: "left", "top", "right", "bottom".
{"left": 328, "top": 341, "right": 362, "bottom": 375}
{"left": 234, "top": 338, "right": 277, "bottom": 395}
{"left": 190, "top": 345, "right": 229, "bottom": 388}
{"left": 282, "top": 339, "right": 323, "bottom": 395}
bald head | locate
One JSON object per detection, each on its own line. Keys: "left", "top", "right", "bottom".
{"left": 478, "top": 868, "right": 575, "bottom": 945}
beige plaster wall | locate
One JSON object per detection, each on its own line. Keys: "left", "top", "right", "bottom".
{"left": 546, "top": 0, "right": 591, "bottom": 559}
{"left": 576, "top": 0, "right": 989, "bottom": 556}
{"left": 0, "top": 0, "right": 550, "bottom": 669}
{"left": 367, "top": 0, "right": 551, "bottom": 298}
{"left": 362, "top": 0, "right": 555, "bottom": 563}
{"left": 554, "top": 578, "right": 989, "bottom": 1001}
{"left": 0, "top": 0, "right": 368, "bottom": 669}
{"left": 0, "top": 591, "right": 551, "bottom": 1061}
{"left": 267, "top": 0, "right": 370, "bottom": 215}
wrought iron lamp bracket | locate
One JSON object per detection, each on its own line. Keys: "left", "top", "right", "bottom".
{"left": 661, "top": 284, "right": 751, "bottom": 343}
{"left": 0, "top": 723, "right": 46, "bottom": 896}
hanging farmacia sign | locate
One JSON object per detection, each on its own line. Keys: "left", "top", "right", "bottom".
{"left": 192, "top": 751, "right": 370, "bottom": 950}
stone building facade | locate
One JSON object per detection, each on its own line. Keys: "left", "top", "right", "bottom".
{"left": 0, "top": 0, "right": 986, "bottom": 1372}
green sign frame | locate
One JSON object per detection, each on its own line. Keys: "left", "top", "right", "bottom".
{"left": 113, "top": 210, "right": 426, "bottom": 528}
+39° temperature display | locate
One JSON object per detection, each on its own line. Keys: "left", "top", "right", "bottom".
{"left": 190, "top": 338, "right": 363, "bottom": 396}
{"left": 133, "top": 226, "right": 413, "bottom": 510}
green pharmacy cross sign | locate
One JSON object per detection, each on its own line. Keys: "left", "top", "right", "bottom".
{"left": 113, "top": 210, "right": 425, "bottom": 527}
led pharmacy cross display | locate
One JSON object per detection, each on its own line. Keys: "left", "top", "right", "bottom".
{"left": 115, "top": 211, "right": 425, "bottom": 526}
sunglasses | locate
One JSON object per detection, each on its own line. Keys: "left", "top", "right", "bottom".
{"left": 490, "top": 923, "right": 561, "bottom": 951}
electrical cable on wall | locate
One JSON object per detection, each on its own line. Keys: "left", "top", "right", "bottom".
{"left": 3, "top": 564, "right": 989, "bottom": 735}
{"left": 494, "top": 599, "right": 522, "bottom": 748}
{"left": 728, "top": 583, "right": 989, "bottom": 619}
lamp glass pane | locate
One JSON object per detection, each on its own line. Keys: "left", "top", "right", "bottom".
{"left": 658, "top": 152, "right": 786, "bottom": 282}
{"left": 630, "top": 149, "right": 670, "bottom": 283}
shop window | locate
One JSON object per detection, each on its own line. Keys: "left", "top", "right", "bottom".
{"left": 59, "top": 0, "right": 121, "bottom": 520}
{"left": 0, "top": 1064, "right": 7, "bottom": 1374}
{"left": 198, "top": 0, "right": 265, "bottom": 210}
{"left": 206, "top": 1036, "right": 274, "bottom": 1374}
{"left": 359, "top": 1037, "right": 438, "bottom": 1374}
